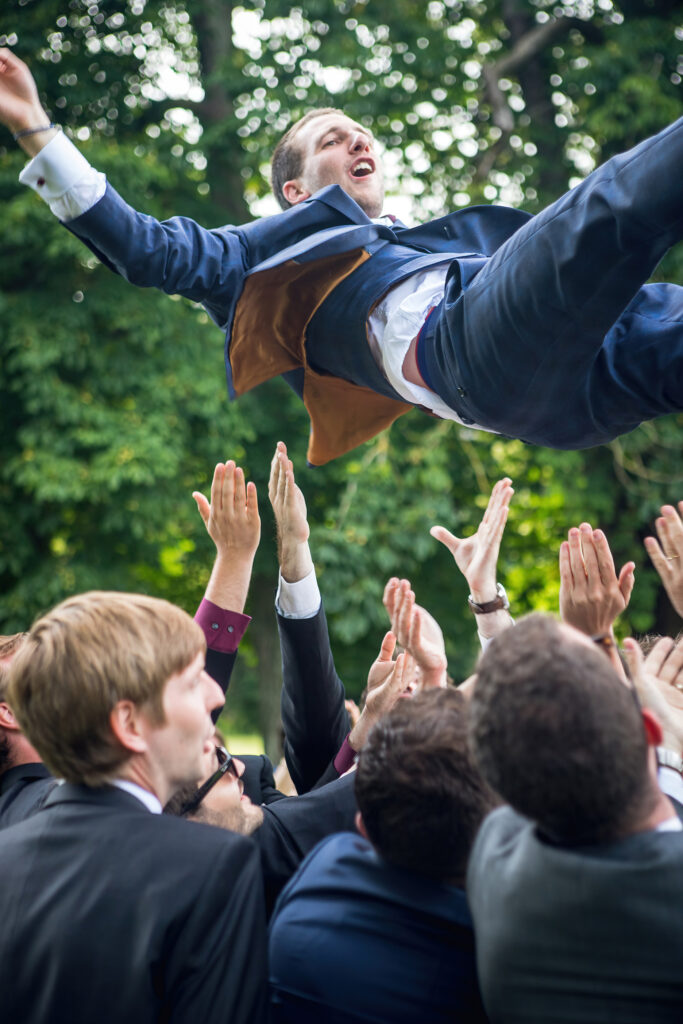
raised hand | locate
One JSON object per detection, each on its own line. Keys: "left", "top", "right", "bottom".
{"left": 559, "top": 523, "right": 634, "bottom": 637}
{"left": 383, "top": 578, "right": 447, "bottom": 690}
{"left": 193, "top": 460, "right": 260, "bottom": 560}
{"left": 349, "top": 641, "right": 413, "bottom": 752}
{"left": 624, "top": 637, "right": 683, "bottom": 754}
{"left": 192, "top": 460, "right": 260, "bottom": 613}
{"left": 644, "top": 503, "right": 683, "bottom": 620}
{"left": 268, "top": 441, "right": 313, "bottom": 582}
{"left": 430, "top": 477, "right": 513, "bottom": 603}
{"left": 0, "top": 49, "right": 56, "bottom": 154}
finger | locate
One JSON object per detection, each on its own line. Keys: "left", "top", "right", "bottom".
{"left": 617, "top": 562, "right": 635, "bottom": 605}
{"left": 430, "top": 525, "right": 460, "bottom": 556}
{"left": 246, "top": 480, "right": 259, "bottom": 516}
{"left": 567, "top": 527, "right": 586, "bottom": 581}
{"left": 377, "top": 631, "right": 397, "bottom": 662}
{"left": 192, "top": 491, "right": 210, "bottom": 526}
{"left": 268, "top": 447, "right": 280, "bottom": 502}
{"left": 643, "top": 636, "right": 675, "bottom": 679}
{"left": 210, "top": 462, "right": 224, "bottom": 513}
{"left": 592, "top": 529, "right": 617, "bottom": 585}
{"left": 559, "top": 540, "right": 573, "bottom": 588}
{"left": 396, "top": 588, "right": 415, "bottom": 647}
{"left": 644, "top": 534, "right": 670, "bottom": 579}
{"left": 233, "top": 465, "right": 247, "bottom": 510}
{"left": 656, "top": 639, "right": 683, "bottom": 686}
{"left": 480, "top": 502, "right": 509, "bottom": 555}
{"left": 655, "top": 509, "right": 683, "bottom": 557}
{"left": 222, "top": 460, "right": 236, "bottom": 511}
{"left": 382, "top": 578, "right": 400, "bottom": 617}
{"left": 580, "top": 524, "right": 600, "bottom": 581}
{"left": 482, "top": 478, "right": 513, "bottom": 527}
{"left": 276, "top": 453, "right": 287, "bottom": 509}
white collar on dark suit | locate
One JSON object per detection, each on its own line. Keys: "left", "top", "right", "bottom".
{"left": 112, "top": 779, "right": 162, "bottom": 814}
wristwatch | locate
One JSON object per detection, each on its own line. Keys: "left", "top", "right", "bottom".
{"left": 468, "top": 583, "right": 510, "bottom": 615}
{"left": 657, "top": 747, "right": 683, "bottom": 774}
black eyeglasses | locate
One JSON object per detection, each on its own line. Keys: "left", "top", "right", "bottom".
{"left": 178, "top": 746, "right": 239, "bottom": 817}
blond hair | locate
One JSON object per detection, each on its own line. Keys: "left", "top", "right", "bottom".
{"left": 7, "top": 592, "right": 204, "bottom": 786}
{"left": 0, "top": 633, "right": 28, "bottom": 701}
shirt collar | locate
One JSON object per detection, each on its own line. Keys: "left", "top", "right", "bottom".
{"left": 112, "top": 779, "right": 162, "bottom": 814}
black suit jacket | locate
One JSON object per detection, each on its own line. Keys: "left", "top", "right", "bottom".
{"left": 256, "top": 770, "right": 358, "bottom": 916}
{"left": 0, "top": 762, "right": 56, "bottom": 830}
{"left": 278, "top": 604, "right": 350, "bottom": 794}
{"left": 0, "top": 783, "right": 267, "bottom": 1024}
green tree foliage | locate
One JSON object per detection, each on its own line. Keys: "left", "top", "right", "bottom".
{"left": 1, "top": 1, "right": 681, "bottom": 756}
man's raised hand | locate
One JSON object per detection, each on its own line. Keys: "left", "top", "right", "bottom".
{"left": 193, "top": 460, "right": 260, "bottom": 559}
{"left": 0, "top": 49, "right": 56, "bottom": 154}
{"left": 192, "top": 460, "right": 260, "bottom": 613}
{"left": 559, "top": 523, "right": 634, "bottom": 637}
{"left": 268, "top": 441, "right": 313, "bottom": 583}
{"left": 349, "top": 634, "right": 413, "bottom": 752}
{"left": 383, "top": 578, "right": 447, "bottom": 690}
{"left": 644, "top": 503, "right": 683, "bottom": 620}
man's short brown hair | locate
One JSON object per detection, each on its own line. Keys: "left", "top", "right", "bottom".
{"left": 469, "top": 614, "right": 652, "bottom": 843}
{"left": 0, "top": 633, "right": 28, "bottom": 702}
{"left": 271, "top": 107, "right": 343, "bottom": 210}
{"left": 355, "top": 688, "right": 497, "bottom": 885}
{"left": 7, "top": 592, "right": 205, "bottom": 787}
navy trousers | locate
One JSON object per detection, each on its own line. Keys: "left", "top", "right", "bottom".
{"left": 420, "top": 117, "right": 683, "bottom": 447}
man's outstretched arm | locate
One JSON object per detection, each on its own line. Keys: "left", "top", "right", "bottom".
{"left": 0, "top": 49, "right": 249, "bottom": 306}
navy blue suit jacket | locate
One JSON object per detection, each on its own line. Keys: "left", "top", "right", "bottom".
{"left": 66, "top": 183, "right": 529, "bottom": 462}
{"left": 268, "top": 832, "right": 487, "bottom": 1023}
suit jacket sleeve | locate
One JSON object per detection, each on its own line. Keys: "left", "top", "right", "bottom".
{"left": 165, "top": 834, "right": 267, "bottom": 1024}
{"left": 256, "top": 772, "right": 358, "bottom": 916}
{"left": 66, "top": 183, "right": 249, "bottom": 319}
{"left": 278, "top": 603, "right": 351, "bottom": 794}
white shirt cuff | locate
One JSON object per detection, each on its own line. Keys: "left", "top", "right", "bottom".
{"left": 19, "top": 130, "right": 105, "bottom": 221}
{"left": 276, "top": 569, "right": 321, "bottom": 619}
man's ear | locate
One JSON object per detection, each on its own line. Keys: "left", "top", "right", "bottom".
{"left": 641, "top": 707, "right": 664, "bottom": 747}
{"left": 355, "top": 810, "right": 369, "bottom": 840}
{"left": 0, "top": 702, "right": 20, "bottom": 732}
{"left": 282, "top": 179, "right": 311, "bottom": 206}
{"left": 109, "top": 701, "right": 148, "bottom": 755}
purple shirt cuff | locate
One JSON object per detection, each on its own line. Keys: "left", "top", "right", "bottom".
{"left": 333, "top": 735, "right": 356, "bottom": 775}
{"left": 194, "top": 599, "right": 251, "bottom": 654}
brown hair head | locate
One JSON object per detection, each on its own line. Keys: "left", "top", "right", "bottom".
{"left": 271, "top": 107, "right": 344, "bottom": 210}
{"left": 469, "top": 613, "right": 653, "bottom": 843}
{"left": 7, "top": 592, "right": 204, "bottom": 787}
{"left": 355, "top": 687, "right": 497, "bottom": 885}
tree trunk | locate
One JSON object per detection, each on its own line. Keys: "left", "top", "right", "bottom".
{"left": 190, "top": 0, "right": 251, "bottom": 222}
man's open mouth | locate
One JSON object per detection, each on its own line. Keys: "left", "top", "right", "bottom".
{"left": 350, "top": 160, "right": 374, "bottom": 178}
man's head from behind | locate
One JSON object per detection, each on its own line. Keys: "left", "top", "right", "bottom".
{"left": 271, "top": 108, "right": 385, "bottom": 217}
{"left": 7, "top": 592, "right": 220, "bottom": 796}
{"left": 355, "top": 687, "right": 497, "bottom": 885}
{"left": 469, "top": 614, "right": 657, "bottom": 844}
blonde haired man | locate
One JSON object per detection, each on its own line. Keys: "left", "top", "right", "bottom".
{"left": 1, "top": 591, "right": 267, "bottom": 1024}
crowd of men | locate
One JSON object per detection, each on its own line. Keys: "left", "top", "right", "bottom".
{"left": 2, "top": 439, "right": 683, "bottom": 1023}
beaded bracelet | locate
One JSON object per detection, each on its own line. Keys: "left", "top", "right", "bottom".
{"left": 13, "top": 123, "right": 60, "bottom": 141}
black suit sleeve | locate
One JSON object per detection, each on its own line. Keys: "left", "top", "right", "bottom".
{"left": 256, "top": 772, "right": 358, "bottom": 916}
{"left": 278, "top": 603, "right": 351, "bottom": 794}
{"left": 204, "top": 647, "right": 237, "bottom": 724}
{"left": 166, "top": 834, "right": 267, "bottom": 1024}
